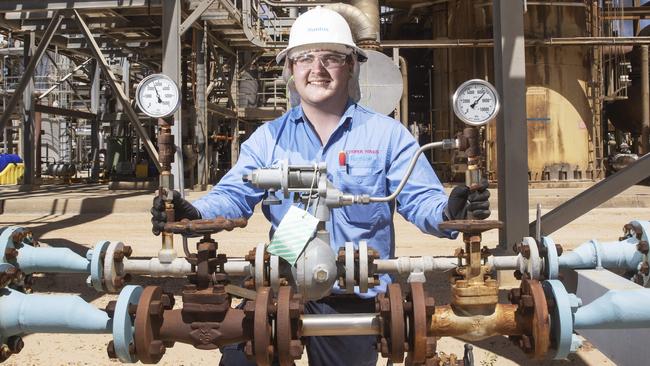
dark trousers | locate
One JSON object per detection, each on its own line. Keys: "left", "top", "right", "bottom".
{"left": 219, "top": 296, "right": 379, "bottom": 366}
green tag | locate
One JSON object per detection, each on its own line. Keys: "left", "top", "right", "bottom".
{"left": 267, "top": 206, "right": 318, "bottom": 266}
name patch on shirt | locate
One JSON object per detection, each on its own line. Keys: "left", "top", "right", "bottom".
{"left": 346, "top": 150, "right": 380, "bottom": 168}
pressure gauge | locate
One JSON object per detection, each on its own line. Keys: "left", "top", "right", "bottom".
{"left": 452, "top": 79, "right": 500, "bottom": 126}
{"left": 135, "top": 74, "right": 180, "bottom": 118}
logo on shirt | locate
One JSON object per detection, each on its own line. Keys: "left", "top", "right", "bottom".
{"left": 346, "top": 149, "right": 380, "bottom": 167}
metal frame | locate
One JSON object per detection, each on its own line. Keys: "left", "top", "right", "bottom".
{"left": 73, "top": 9, "right": 161, "bottom": 172}
{"left": 530, "top": 152, "right": 650, "bottom": 236}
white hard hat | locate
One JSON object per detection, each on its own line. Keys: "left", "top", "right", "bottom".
{"left": 276, "top": 6, "right": 367, "bottom": 64}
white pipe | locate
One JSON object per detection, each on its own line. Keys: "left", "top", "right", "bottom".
{"left": 301, "top": 313, "right": 380, "bottom": 336}
{"left": 122, "top": 258, "right": 251, "bottom": 277}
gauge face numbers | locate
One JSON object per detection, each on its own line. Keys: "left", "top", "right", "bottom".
{"left": 135, "top": 74, "right": 180, "bottom": 118}
{"left": 452, "top": 79, "right": 500, "bottom": 126}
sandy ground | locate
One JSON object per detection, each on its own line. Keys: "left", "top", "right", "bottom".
{"left": 0, "top": 204, "right": 638, "bottom": 365}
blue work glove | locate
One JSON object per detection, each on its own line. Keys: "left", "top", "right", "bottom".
{"left": 151, "top": 190, "right": 201, "bottom": 235}
{"left": 445, "top": 179, "right": 491, "bottom": 220}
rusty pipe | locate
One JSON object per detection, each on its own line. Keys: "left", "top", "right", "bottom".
{"left": 158, "top": 308, "right": 248, "bottom": 349}
{"left": 430, "top": 304, "right": 522, "bottom": 341}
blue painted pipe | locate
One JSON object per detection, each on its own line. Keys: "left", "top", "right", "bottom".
{"left": 16, "top": 245, "right": 90, "bottom": 274}
{"left": 574, "top": 289, "right": 650, "bottom": 329}
{"left": 558, "top": 237, "right": 642, "bottom": 270}
{"left": 0, "top": 288, "right": 111, "bottom": 337}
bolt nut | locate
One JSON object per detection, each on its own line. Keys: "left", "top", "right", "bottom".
{"left": 425, "top": 296, "right": 436, "bottom": 317}
{"left": 105, "top": 301, "right": 117, "bottom": 318}
{"left": 148, "top": 340, "right": 166, "bottom": 357}
{"left": 107, "top": 341, "right": 117, "bottom": 359}
{"left": 637, "top": 241, "right": 649, "bottom": 255}
{"left": 0, "top": 345, "right": 11, "bottom": 362}
{"left": 122, "top": 246, "right": 133, "bottom": 258}
{"left": 312, "top": 266, "right": 330, "bottom": 283}
{"left": 641, "top": 262, "right": 650, "bottom": 275}
{"left": 555, "top": 244, "right": 564, "bottom": 256}
{"left": 6, "top": 336, "right": 23, "bottom": 354}
{"left": 112, "top": 276, "right": 126, "bottom": 288}
{"left": 149, "top": 300, "right": 164, "bottom": 316}
{"left": 4, "top": 248, "right": 18, "bottom": 260}
{"left": 513, "top": 270, "right": 523, "bottom": 280}
{"left": 289, "top": 340, "right": 303, "bottom": 359}
{"left": 113, "top": 251, "right": 125, "bottom": 261}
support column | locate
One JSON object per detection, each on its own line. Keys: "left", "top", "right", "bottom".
{"left": 492, "top": 0, "right": 528, "bottom": 251}
{"left": 195, "top": 24, "right": 208, "bottom": 189}
{"left": 163, "top": 0, "right": 184, "bottom": 194}
{"left": 21, "top": 32, "right": 36, "bottom": 187}
{"left": 642, "top": 45, "right": 649, "bottom": 155}
{"left": 90, "top": 60, "right": 101, "bottom": 181}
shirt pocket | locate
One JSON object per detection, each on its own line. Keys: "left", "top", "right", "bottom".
{"left": 336, "top": 166, "right": 389, "bottom": 226}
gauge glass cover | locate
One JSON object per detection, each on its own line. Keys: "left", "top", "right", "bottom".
{"left": 452, "top": 79, "right": 500, "bottom": 126}
{"left": 135, "top": 74, "right": 180, "bottom": 118}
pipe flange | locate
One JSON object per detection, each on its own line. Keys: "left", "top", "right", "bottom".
{"left": 406, "top": 282, "right": 435, "bottom": 364}
{"left": 377, "top": 283, "right": 406, "bottom": 363}
{"left": 103, "top": 241, "right": 126, "bottom": 293}
{"left": 244, "top": 287, "right": 274, "bottom": 366}
{"left": 345, "top": 242, "right": 355, "bottom": 293}
{"left": 134, "top": 286, "right": 167, "bottom": 364}
{"left": 541, "top": 237, "right": 559, "bottom": 280}
{"left": 359, "top": 240, "right": 369, "bottom": 293}
{"left": 522, "top": 237, "right": 542, "bottom": 280}
{"left": 112, "top": 285, "right": 143, "bottom": 363}
{"left": 89, "top": 240, "right": 111, "bottom": 291}
{"left": 276, "top": 286, "right": 304, "bottom": 365}
{"left": 255, "top": 243, "right": 266, "bottom": 290}
{"left": 510, "top": 279, "right": 550, "bottom": 359}
{"left": 542, "top": 280, "right": 573, "bottom": 359}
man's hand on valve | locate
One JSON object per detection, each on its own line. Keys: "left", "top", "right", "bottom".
{"left": 445, "top": 179, "right": 491, "bottom": 220}
{"left": 151, "top": 190, "right": 202, "bottom": 235}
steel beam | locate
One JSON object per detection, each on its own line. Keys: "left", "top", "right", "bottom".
{"left": 0, "top": 11, "right": 63, "bottom": 135}
{"left": 493, "top": 0, "right": 528, "bottom": 251}
{"left": 195, "top": 24, "right": 209, "bottom": 188}
{"left": 34, "top": 104, "right": 96, "bottom": 120}
{"left": 180, "top": 0, "right": 216, "bottom": 36}
{"left": 530, "top": 152, "right": 650, "bottom": 236}
{"left": 22, "top": 33, "right": 36, "bottom": 186}
{"left": 73, "top": 9, "right": 161, "bottom": 171}
{"left": 0, "top": 0, "right": 161, "bottom": 12}
{"left": 163, "top": 0, "right": 184, "bottom": 193}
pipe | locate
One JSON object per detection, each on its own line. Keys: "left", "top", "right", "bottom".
{"left": 325, "top": 3, "right": 378, "bottom": 45}
{"left": 430, "top": 304, "right": 522, "bottom": 341}
{"left": 0, "top": 288, "right": 111, "bottom": 336}
{"left": 642, "top": 45, "right": 649, "bottom": 154}
{"left": 301, "top": 313, "right": 381, "bottom": 336}
{"left": 122, "top": 258, "right": 251, "bottom": 277}
{"left": 574, "top": 289, "right": 650, "bottom": 329}
{"left": 158, "top": 308, "right": 247, "bottom": 347}
{"left": 15, "top": 246, "right": 89, "bottom": 274}
{"left": 381, "top": 37, "right": 650, "bottom": 49}
{"left": 348, "top": 0, "right": 380, "bottom": 42}
{"left": 558, "top": 238, "right": 643, "bottom": 270}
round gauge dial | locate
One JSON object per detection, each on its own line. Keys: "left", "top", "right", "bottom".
{"left": 452, "top": 79, "right": 500, "bottom": 126}
{"left": 135, "top": 74, "right": 180, "bottom": 118}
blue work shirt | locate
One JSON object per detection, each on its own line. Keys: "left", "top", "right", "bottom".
{"left": 193, "top": 101, "right": 454, "bottom": 297}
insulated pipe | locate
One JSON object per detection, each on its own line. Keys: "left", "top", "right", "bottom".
{"left": 325, "top": 3, "right": 378, "bottom": 45}
{"left": 347, "top": 0, "right": 380, "bottom": 42}
{"left": 0, "top": 288, "right": 111, "bottom": 336}
{"left": 557, "top": 238, "right": 643, "bottom": 270}
{"left": 301, "top": 313, "right": 381, "bottom": 336}
{"left": 15, "top": 246, "right": 89, "bottom": 274}
{"left": 374, "top": 255, "right": 519, "bottom": 275}
{"left": 573, "top": 289, "right": 650, "bottom": 329}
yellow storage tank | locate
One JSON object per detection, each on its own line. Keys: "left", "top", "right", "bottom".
{"left": 0, "top": 163, "right": 24, "bottom": 185}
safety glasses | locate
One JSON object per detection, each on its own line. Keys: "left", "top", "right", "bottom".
{"left": 291, "top": 52, "right": 349, "bottom": 69}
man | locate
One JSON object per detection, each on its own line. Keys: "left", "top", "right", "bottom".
{"left": 151, "top": 6, "right": 489, "bottom": 365}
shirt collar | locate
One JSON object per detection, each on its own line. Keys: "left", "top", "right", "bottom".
{"left": 290, "top": 99, "right": 356, "bottom": 127}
